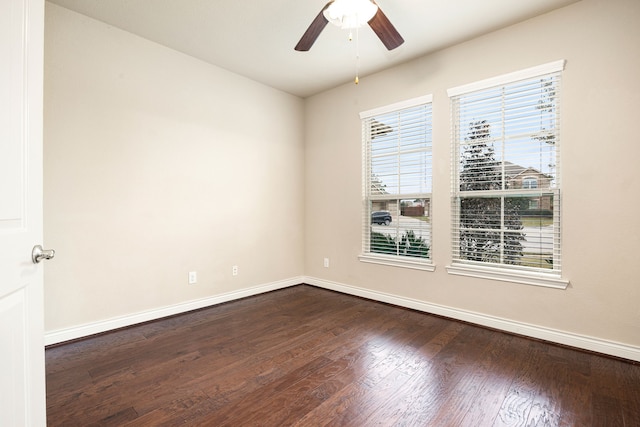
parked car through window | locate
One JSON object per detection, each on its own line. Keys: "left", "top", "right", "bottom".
{"left": 371, "top": 211, "right": 392, "bottom": 226}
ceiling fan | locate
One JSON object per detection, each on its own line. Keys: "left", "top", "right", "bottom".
{"left": 295, "top": 0, "right": 404, "bottom": 51}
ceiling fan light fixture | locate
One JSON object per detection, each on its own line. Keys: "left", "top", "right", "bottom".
{"left": 295, "top": 0, "right": 403, "bottom": 52}
{"left": 323, "top": 0, "right": 378, "bottom": 30}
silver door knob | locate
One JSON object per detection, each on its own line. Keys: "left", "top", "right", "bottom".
{"left": 32, "top": 245, "right": 55, "bottom": 264}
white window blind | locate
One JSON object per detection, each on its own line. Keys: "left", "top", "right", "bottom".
{"left": 360, "top": 95, "right": 433, "bottom": 269}
{"left": 448, "top": 61, "right": 567, "bottom": 287}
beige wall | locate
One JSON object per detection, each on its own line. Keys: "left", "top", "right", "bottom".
{"left": 44, "top": 0, "right": 640, "bottom": 353}
{"left": 44, "top": 3, "right": 305, "bottom": 332}
{"left": 304, "top": 0, "right": 640, "bottom": 348}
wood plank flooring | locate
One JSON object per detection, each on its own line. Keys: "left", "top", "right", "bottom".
{"left": 46, "top": 284, "right": 640, "bottom": 426}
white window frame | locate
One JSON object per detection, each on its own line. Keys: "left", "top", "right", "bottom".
{"left": 359, "top": 95, "right": 435, "bottom": 271}
{"left": 522, "top": 176, "right": 538, "bottom": 189}
{"left": 447, "top": 61, "right": 569, "bottom": 289}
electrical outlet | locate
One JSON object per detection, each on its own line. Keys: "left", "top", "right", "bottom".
{"left": 232, "top": 265, "right": 238, "bottom": 276}
{"left": 324, "top": 258, "right": 329, "bottom": 268}
{"left": 188, "top": 271, "right": 197, "bottom": 285}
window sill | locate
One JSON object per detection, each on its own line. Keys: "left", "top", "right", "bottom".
{"left": 446, "top": 263, "right": 569, "bottom": 289}
{"left": 359, "top": 254, "right": 435, "bottom": 272}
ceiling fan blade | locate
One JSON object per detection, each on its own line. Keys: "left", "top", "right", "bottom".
{"left": 295, "top": 2, "right": 332, "bottom": 51}
{"left": 368, "top": 6, "right": 404, "bottom": 50}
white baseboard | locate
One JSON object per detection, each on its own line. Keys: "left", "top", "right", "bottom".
{"left": 46, "top": 275, "right": 640, "bottom": 363}
{"left": 303, "top": 276, "right": 640, "bottom": 363}
{"left": 44, "top": 276, "right": 303, "bottom": 346}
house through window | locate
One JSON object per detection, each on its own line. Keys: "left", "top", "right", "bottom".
{"left": 447, "top": 61, "right": 568, "bottom": 288}
{"left": 359, "top": 95, "right": 434, "bottom": 270}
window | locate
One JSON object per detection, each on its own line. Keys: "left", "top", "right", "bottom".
{"left": 359, "top": 95, "right": 434, "bottom": 270}
{"left": 522, "top": 177, "right": 538, "bottom": 189}
{"left": 447, "top": 61, "right": 568, "bottom": 288}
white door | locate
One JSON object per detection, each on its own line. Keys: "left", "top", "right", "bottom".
{"left": 0, "top": 0, "right": 47, "bottom": 425}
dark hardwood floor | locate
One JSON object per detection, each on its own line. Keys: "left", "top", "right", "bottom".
{"left": 46, "top": 285, "right": 640, "bottom": 426}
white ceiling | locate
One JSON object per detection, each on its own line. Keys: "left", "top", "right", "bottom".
{"left": 47, "top": 0, "right": 579, "bottom": 98}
